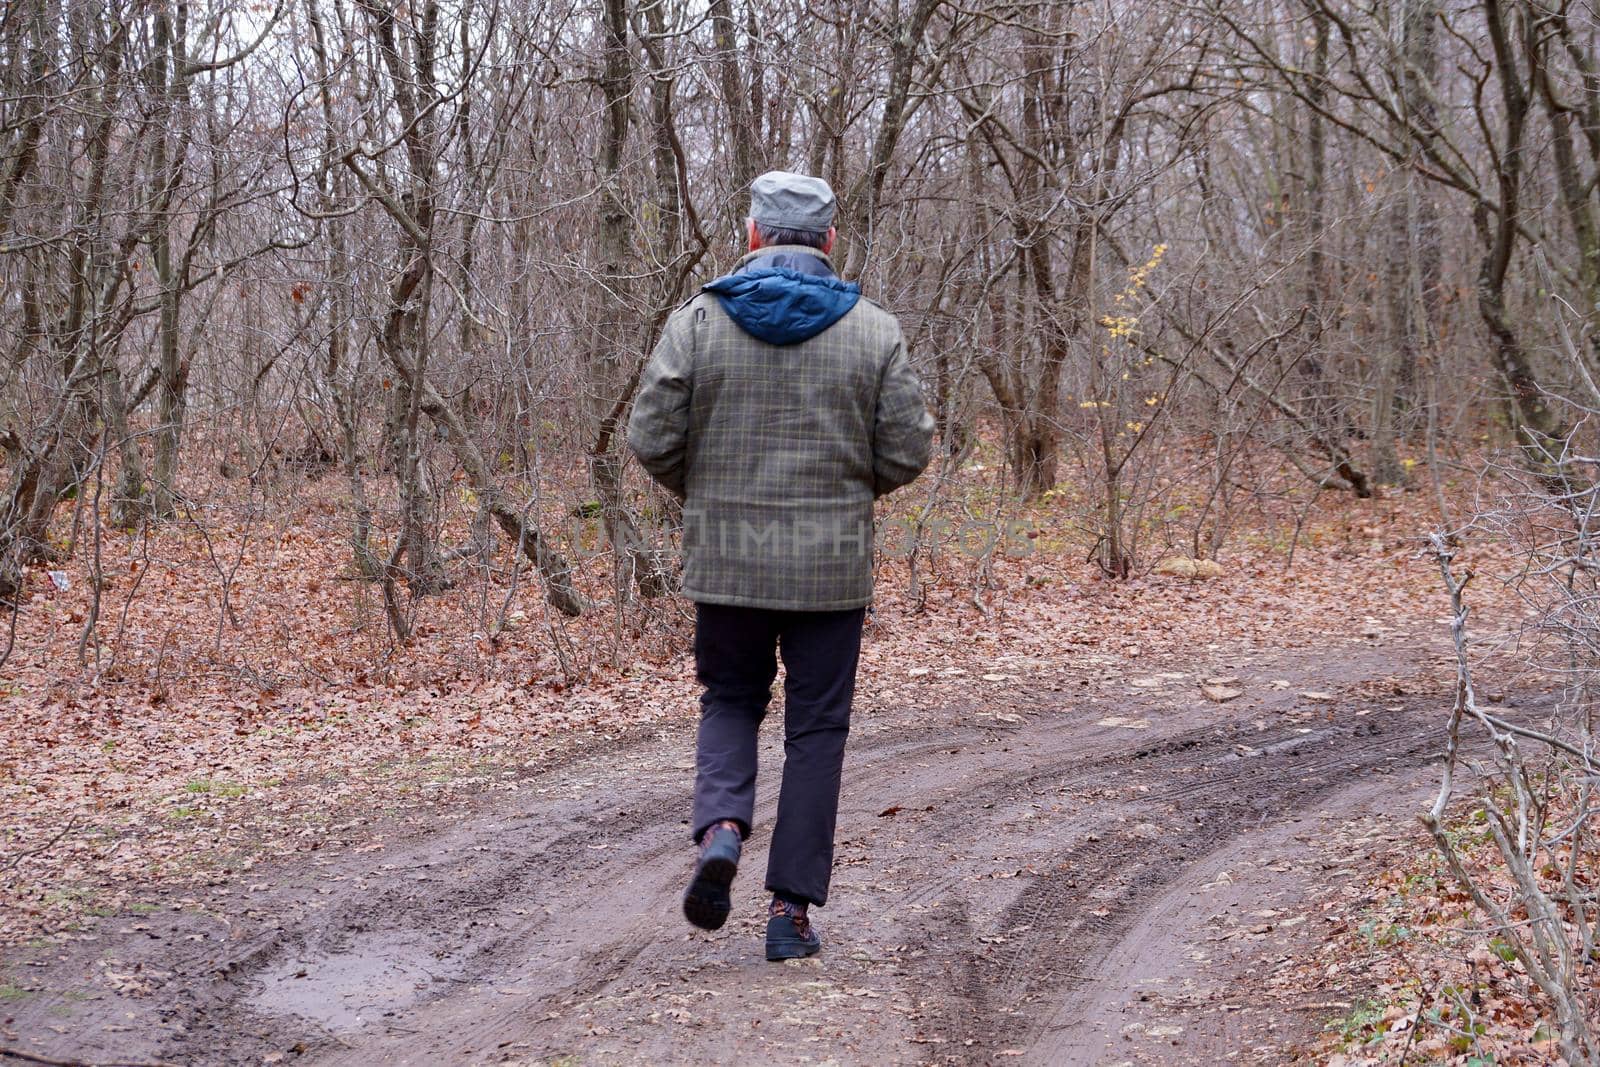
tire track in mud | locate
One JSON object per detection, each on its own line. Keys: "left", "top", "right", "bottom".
{"left": 902, "top": 711, "right": 1439, "bottom": 1062}
{"left": 159, "top": 727, "right": 1023, "bottom": 1064}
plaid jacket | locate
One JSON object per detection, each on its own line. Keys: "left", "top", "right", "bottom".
{"left": 627, "top": 247, "right": 934, "bottom": 610}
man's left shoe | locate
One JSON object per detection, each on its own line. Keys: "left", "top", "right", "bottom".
{"left": 683, "top": 823, "right": 742, "bottom": 931}
{"left": 765, "top": 903, "right": 821, "bottom": 961}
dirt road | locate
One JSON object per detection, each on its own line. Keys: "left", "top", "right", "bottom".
{"left": 2, "top": 640, "right": 1459, "bottom": 1066}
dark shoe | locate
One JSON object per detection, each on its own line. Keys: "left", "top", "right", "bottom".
{"left": 683, "top": 824, "right": 741, "bottom": 931}
{"left": 765, "top": 911, "right": 821, "bottom": 961}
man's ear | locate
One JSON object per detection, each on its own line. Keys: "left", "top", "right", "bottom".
{"left": 822, "top": 226, "right": 837, "bottom": 254}
{"left": 746, "top": 218, "right": 762, "bottom": 251}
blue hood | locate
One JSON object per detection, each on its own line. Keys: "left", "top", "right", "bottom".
{"left": 703, "top": 266, "right": 861, "bottom": 346}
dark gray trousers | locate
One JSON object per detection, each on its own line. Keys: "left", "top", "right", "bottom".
{"left": 691, "top": 602, "right": 865, "bottom": 908}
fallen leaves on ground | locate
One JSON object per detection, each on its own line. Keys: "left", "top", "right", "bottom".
{"left": 1285, "top": 801, "right": 1579, "bottom": 1065}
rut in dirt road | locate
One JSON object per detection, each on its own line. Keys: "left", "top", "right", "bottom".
{"left": 0, "top": 650, "right": 1447, "bottom": 1067}
{"left": 910, "top": 713, "right": 1436, "bottom": 1063}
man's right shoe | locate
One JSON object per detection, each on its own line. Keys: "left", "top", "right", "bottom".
{"left": 765, "top": 911, "right": 822, "bottom": 961}
{"left": 683, "top": 824, "right": 741, "bottom": 930}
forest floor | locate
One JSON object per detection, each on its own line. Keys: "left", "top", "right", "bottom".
{"left": 0, "top": 474, "right": 1572, "bottom": 1065}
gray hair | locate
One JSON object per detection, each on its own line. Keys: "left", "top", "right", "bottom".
{"left": 751, "top": 218, "right": 830, "bottom": 250}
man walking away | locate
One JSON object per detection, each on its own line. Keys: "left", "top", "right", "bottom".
{"left": 628, "top": 171, "right": 934, "bottom": 961}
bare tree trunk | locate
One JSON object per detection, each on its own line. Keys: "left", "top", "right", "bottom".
{"left": 0, "top": 11, "right": 131, "bottom": 597}
{"left": 147, "top": 6, "right": 190, "bottom": 521}
{"left": 1297, "top": 5, "right": 1344, "bottom": 444}
{"left": 305, "top": 0, "right": 381, "bottom": 579}
{"left": 709, "top": 0, "right": 760, "bottom": 215}
{"left": 1477, "top": 0, "right": 1565, "bottom": 456}
{"left": 586, "top": 0, "right": 643, "bottom": 602}
{"left": 105, "top": 354, "right": 147, "bottom": 529}
{"left": 840, "top": 0, "right": 941, "bottom": 278}
{"left": 584, "top": 0, "right": 680, "bottom": 601}
{"left": 354, "top": 0, "right": 449, "bottom": 601}
{"left": 1374, "top": 0, "right": 1441, "bottom": 485}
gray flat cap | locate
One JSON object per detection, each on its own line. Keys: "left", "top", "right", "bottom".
{"left": 750, "top": 170, "right": 836, "bottom": 233}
